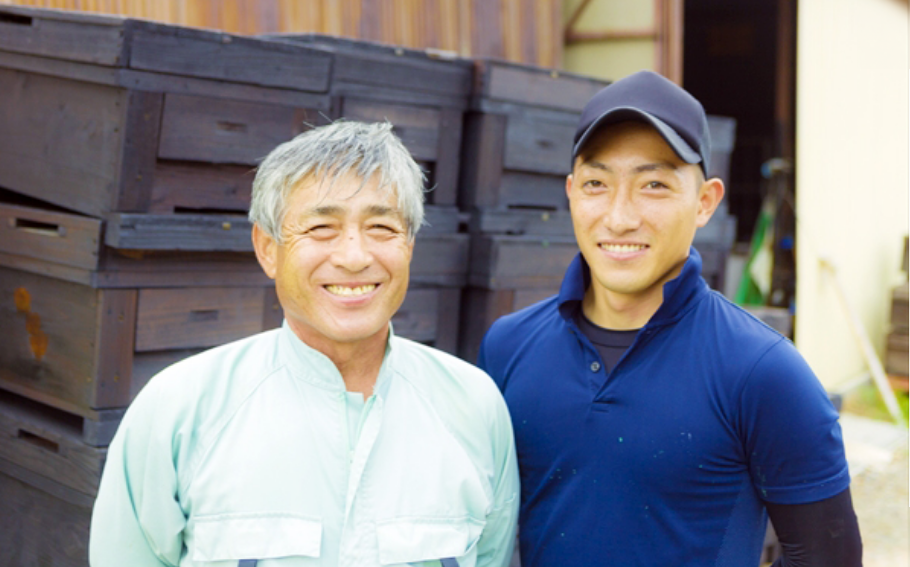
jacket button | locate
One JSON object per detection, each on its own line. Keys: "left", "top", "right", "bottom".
{"left": 590, "top": 361, "right": 601, "bottom": 372}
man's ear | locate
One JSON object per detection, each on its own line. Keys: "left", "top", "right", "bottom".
{"left": 695, "top": 177, "right": 726, "bottom": 228}
{"left": 565, "top": 174, "right": 574, "bottom": 199}
{"left": 252, "top": 224, "right": 278, "bottom": 279}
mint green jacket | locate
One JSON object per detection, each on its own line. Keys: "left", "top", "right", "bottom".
{"left": 89, "top": 324, "right": 519, "bottom": 567}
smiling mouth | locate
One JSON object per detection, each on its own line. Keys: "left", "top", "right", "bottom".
{"left": 325, "top": 284, "right": 377, "bottom": 297}
{"left": 599, "top": 243, "right": 648, "bottom": 253}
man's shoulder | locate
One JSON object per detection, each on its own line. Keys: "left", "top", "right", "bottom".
{"left": 392, "top": 337, "right": 496, "bottom": 390}
{"left": 485, "top": 293, "right": 562, "bottom": 345}
{"left": 136, "top": 328, "right": 284, "bottom": 414}
{"left": 696, "top": 291, "right": 792, "bottom": 346}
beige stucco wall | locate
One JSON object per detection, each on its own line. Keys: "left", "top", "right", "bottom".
{"left": 561, "top": 0, "right": 656, "bottom": 80}
{"left": 795, "top": 0, "right": 909, "bottom": 389}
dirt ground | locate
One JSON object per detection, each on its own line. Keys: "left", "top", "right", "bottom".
{"left": 850, "top": 442, "right": 909, "bottom": 567}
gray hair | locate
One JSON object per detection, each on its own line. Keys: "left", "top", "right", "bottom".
{"left": 249, "top": 120, "right": 426, "bottom": 242}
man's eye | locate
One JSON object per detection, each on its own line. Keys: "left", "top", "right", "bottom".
{"left": 307, "top": 225, "right": 336, "bottom": 236}
{"left": 583, "top": 179, "right": 604, "bottom": 189}
{"left": 368, "top": 224, "right": 398, "bottom": 234}
{"left": 645, "top": 181, "right": 668, "bottom": 190}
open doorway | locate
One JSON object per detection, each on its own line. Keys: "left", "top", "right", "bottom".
{"left": 684, "top": 0, "right": 797, "bottom": 309}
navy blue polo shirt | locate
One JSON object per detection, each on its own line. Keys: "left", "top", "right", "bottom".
{"left": 478, "top": 248, "right": 849, "bottom": 567}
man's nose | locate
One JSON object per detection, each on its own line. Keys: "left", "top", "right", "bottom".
{"left": 331, "top": 229, "right": 372, "bottom": 272}
{"left": 603, "top": 190, "right": 642, "bottom": 234}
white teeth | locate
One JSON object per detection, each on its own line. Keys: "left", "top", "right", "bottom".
{"left": 326, "top": 284, "right": 376, "bottom": 296}
{"left": 600, "top": 243, "right": 646, "bottom": 253}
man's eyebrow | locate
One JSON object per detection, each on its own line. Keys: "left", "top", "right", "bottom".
{"left": 306, "top": 205, "right": 345, "bottom": 217}
{"left": 365, "top": 204, "right": 398, "bottom": 217}
{"left": 581, "top": 160, "right": 612, "bottom": 172}
{"left": 633, "top": 161, "right": 679, "bottom": 174}
{"left": 304, "top": 204, "right": 400, "bottom": 218}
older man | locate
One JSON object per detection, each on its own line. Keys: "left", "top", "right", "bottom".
{"left": 90, "top": 121, "right": 519, "bottom": 567}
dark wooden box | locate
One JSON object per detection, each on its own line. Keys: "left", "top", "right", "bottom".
{"left": 885, "top": 331, "right": 909, "bottom": 377}
{"left": 459, "top": 59, "right": 609, "bottom": 211}
{"left": 261, "top": 33, "right": 474, "bottom": 205}
{"left": 0, "top": 458, "right": 92, "bottom": 567}
{"left": 891, "top": 283, "right": 908, "bottom": 333}
{"left": 0, "top": 5, "right": 337, "bottom": 218}
{"left": 468, "top": 234, "right": 578, "bottom": 290}
{"left": 0, "top": 384, "right": 101, "bottom": 566}
{"left": 0, "top": 389, "right": 105, "bottom": 498}
{"left": 458, "top": 286, "right": 559, "bottom": 364}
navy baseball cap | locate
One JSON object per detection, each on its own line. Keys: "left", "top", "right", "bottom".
{"left": 573, "top": 70, "right": 711, "bottom": 176}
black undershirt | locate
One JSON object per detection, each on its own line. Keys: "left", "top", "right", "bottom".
{"left": 574, "top": 309, "right": 863, "bottom": 566}
{"left": 574, "top": 311, "right": 638, "bottom": 373}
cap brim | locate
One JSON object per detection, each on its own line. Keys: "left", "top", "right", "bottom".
{"left": 573, "top": 107, "right": 701, "bottom": 165}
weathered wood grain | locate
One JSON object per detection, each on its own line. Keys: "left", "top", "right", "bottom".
{"left": 410, "top": 233, "right": 469, "bottom": 287}
{"left": 158, "top": 94, "right": 325, "bottom": 166}
{"left": 458, "top": 111, "right": 506, "bottom": 208}
{"left": 91, "top": 289, "right": 137, "bottom": 409}
{"left": 497, "top": 171, "right": 568, "bottom": 211}
{"left": 434, "top": 287, "right": 461, "bottom": 355}
{"left": 467, "top": 234, "right": 577, "bottom": 289}
{"left": 0, "top": 267, "right": 105, "bottom": 412}
{"left": 0, "top": 203, "right": 102, "bottom": 271}
{"left": 149, "top": 161, "right": 255, "bottom": 213}
{"left": 476, "top": 59, "right": 608, "bottom": 112}
{"left": 457, "top": 285, "right": 558, "bottom": 363}
{"left": 0, "top": 5, "right": 125, "bottom": 66}
{"left": 0, "top": 68, "right": 123, "bottom": 217}
{"left": 264, "top": 33, "right": 473, "bottom": 100}
{"left": 392, "top": 287, "right": 439, "bottom": 343}
{"left": 0, "top": 459, "right": 93, "bottom": 567}
{"left": 126, "top": 22, "right": 332, "bottom": 92}
{"left": 502, "top": 105, "right": 576, "bottom": 175}
{"left": 114, "top": 90, "right": 164, "bottom": 212}
{"left": 431, "top": 107, "right": 464, "bottom": 205}
{"left": 0, "top": 389, "right": 106, "bottom": 497}
{"left": 341, "top": 98, "right": 441, "bottom": 162}
{"left": 105, "top": 213, "right": 255, "bottom": 251}
{"left": 134, "top": 287, "right": 267, "bottom": 351}
{"left": 469, "top": 208, "right": 574, "bottom": 236}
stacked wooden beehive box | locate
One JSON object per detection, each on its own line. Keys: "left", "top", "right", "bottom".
{"left": 456, "top": 60, "right": 607, "bottom": 363}
{"left": 0, "top": 6, "right": 471, "bottom": 565}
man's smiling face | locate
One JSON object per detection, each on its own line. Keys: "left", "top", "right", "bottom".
{"left": 254, "top": 172, "right": 413, "bottom": 352}
{"left": 567, "top": 121, "right": 720, "bottom": 314}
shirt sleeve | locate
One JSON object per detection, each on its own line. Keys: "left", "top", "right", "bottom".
{"left": 474, "top": 389, "right": 520, "bottom": 567}
{"left": 738, "top": 339, "right": 851, "bottom": 505}
{"left": 89, "top": 378, "right": 187, "bottom": 567}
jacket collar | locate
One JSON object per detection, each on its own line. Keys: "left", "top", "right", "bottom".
{"left": 557, "top": 246, "right": 709, "bottom": 328}
{"left": 278, "top": 321, "right": 396, "bottom": 396}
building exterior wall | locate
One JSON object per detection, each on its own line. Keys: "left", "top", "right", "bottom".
{"left": 795, "top": 0, "right": 909, "bottom": 388}
{"left": 0, "top": 0, "right": 563, "bottom": 67}
{"left": 561, "top": 0, "right": 657, "bottom": 80}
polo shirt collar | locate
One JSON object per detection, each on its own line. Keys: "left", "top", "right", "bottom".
{"left": 557, "top": 246, "right": 709, "bottom": 326}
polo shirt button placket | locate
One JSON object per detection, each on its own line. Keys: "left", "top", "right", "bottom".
{"left": 590, "top": 361, "right": 601, "bottom": 372}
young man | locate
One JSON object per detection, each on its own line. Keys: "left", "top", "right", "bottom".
{"left": 479, "top": 71, "right": 861, "bottom": 567}
{"left": 90, "top": 121, "right": 519, "bottom": 567}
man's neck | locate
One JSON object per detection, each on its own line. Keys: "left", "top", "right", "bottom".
{"left": 581, "top": 288, "right": 662, "bottom": 330}
{"left": 287, "top": 321, "right": 388, "bottom": 397}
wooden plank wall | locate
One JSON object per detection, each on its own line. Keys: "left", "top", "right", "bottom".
{"left": 0, "top": 0, "right": 563, "bottom": 67}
